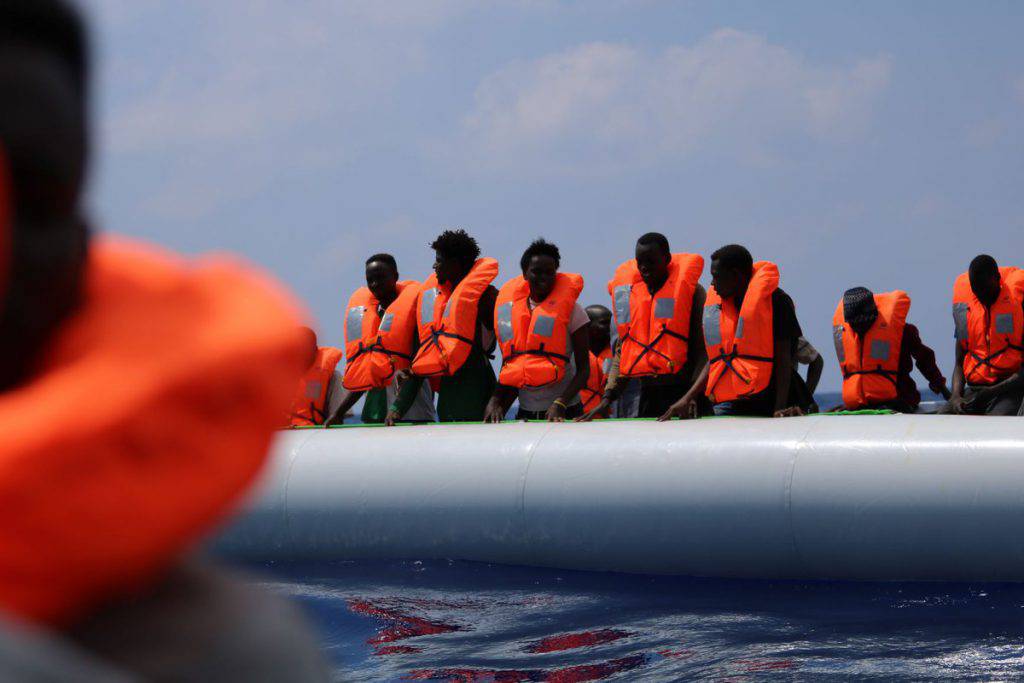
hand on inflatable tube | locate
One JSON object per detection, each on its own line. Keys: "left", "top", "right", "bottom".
{"left": 658, "top": 396, "right": 699, "bottom": 421}
{"left": 773, "top": 406, "right": 805, "bottom": 418}
{"left": 546, "top": 402, "right": 567, "bottom": 423}
{"left": 575, "top": 398, "right": 611, "bottom": 422}
{"left": 483, "top": 399, "right": 506, "bottom": 423}
{"left": 384, "top": 410, "right": 401, "bottom": 427}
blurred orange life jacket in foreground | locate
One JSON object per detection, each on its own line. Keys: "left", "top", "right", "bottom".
{"left": 952, "top": 267, "right": 1024, "bottom": 385}
{"left": 342, "top": 282, "right": 419, "bottom": 391}
{"left": 833, "top": 291, "right": 910, "bottom": 409}
{"left": 703, "top": 261, "right": 779, "bottom": 403}
{"left": 0, "top": 238, "right": 305, "bottom": 626}
{"left": 608, "top": 254, "right": 703, "bottom": 378}
{"left": 580, "top": 347, "right": 613, "bottom": 417}
{"left": 495, "top": 273, "right": 584, "bottom": 388}
{"left": 412, "top": 258, "right": 499, "bottom": 377}
{"left": 289, "top": 346, "right": 343, "bottom": 426}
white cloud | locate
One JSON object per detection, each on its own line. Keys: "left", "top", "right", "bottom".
{"left": 459, "top": 29, "right": 891, "bottom": 172}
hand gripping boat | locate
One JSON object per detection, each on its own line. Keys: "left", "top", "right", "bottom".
{"left": 217, "top": 415, "right": 1024, "bottom": 582}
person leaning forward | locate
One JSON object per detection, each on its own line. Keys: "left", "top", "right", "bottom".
{"left": 940, "top": 254, "right": 1024, "bottom": 416}
{"left": 387, "top": 229, "right": 499, "bottom": 423}
{"left": 660, "top": 244, "right": 804, "bottom": 419}
{"left": 578, "top": 232, "right": 711, "bottom": 420}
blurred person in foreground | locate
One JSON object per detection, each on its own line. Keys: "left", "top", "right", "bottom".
{"left": 0, "top": 1, "right": 327, "bottom": 679}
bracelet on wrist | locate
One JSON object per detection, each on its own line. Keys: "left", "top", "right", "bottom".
{"left": 552, "top": 399, "right": 567, "bottom": 409}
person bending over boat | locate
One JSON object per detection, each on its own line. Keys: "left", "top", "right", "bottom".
{"left": 387, "top": 229, "right": 499, "bottom": 423}
{"left": 940, "top": 255, "right": 1024, "bottom": 416}
{"left": 326, "top": 254, "right": 436, "bottom": 425}
{"left": 0, "top": 2, "right": 326, "bottom": 678}
{"left": 484, "top": 239, "right": 590, "bottom": 422}
{"left": 660, "top": 244, "right": 804, "bottom": 419}
{"left": 578, "top": 232, "right": 711, "bottom": 420}
{"left": 579, "top": 304, "right": 614, "bottom": 418}
{"left": 832, "top": 287, "right": 950, "bottom": 413}
{"left": 288, "top": 327, "right": 344, "bottom": 426}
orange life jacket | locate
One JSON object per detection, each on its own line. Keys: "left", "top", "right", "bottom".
{"left": 0, "top": 237, "right": 305, "bottom": 626}
{"left": 607, "top": 254, "right": 703, "bottom": 378}
{"left": 833, "top": 291, "right": 910, "bottom": 409}
{"left": 580, "top": 347, "right": 613, "bottom": 416}
{"left": 953, "top": 267, "right": 1024, "bottom": 385}
{"left": 342, "top": 282, "right": 419, "bottom": 391}
{"left": 704, "top": 261, "right": 779, "bottom": 403}
{"left": 411, "top": 258, "right": 499, "bottom": 377}
{"left": 495, "top": 273, "right": 584, "bottom": 388}
{"left": 289, "top": 346, "right": 344, "bottom": 426}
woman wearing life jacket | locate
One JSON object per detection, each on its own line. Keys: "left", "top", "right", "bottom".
{"left": 578, "top": 233, "right": 711, "bottom": 420}
{"left": 484, "top": 239, "right": 590, "bottom": 422}
{"left": 832, "top": 287, "right": 949, "bottom": 413}
{"left": 660, "top": 244, "right": 806, "bottom": 419}
{"left": 941, "top": 255, "right": 1024, "bottom": 416}
{"left": 0, "top": 3, "right": 326, "bottom": 679}
{"left": 387, "top": 230, "right": 499, "bottom": 423}
{"left": 288, "top": 327, "right": 344, "bottom": 426}
{"left": 579, "top": 304, "right": 614, "bottom": 418}
{"left": 325, "top": 254, "right": 436, "bottom": 425}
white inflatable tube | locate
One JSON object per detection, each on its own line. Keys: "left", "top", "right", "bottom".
{"left": 217, "top": 416, "right": 1024, "bottom": 582}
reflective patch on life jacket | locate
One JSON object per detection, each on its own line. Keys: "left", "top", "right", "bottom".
{"left": 953, "top": 303, "right": 969, "bottom": 342}
{"left": 703, "top": 305, "right": 722, "bottom": 346}
{"left": 496, "top": 302, "right": 514, "bottom": 344}
{"left": 346, "top": 306, "right": 365, "bottom": 342}
{"left": 443, "top": 297, "right": 455, "bottom": 319}
{"left": 602, "top": 357, "right": 613, "bottom": 374}
{"left": 996, "top": 313, "right": 1015, "bottom": 335}
{"left": 736, "top": 316, "right": 746, "bottom": 340}
{"left": 614, "top": 285, "right": 631, "bottom": 325}
{"left": 420, "top": 288, "right": 438, "bottom": 326}
{"left": 654, "top": 297, "right": 675, "bottom": 319}
{"left": 833, "top": 325, "right": 845, "bottom": 363}
{"left": 305, "top": 380, "right": 322, "bottom": 399}
{"left": 870, "top": 339, "right": 890, "bottom": 361}
{"left": 534, "top": 314, "right": 556, "bottom": 338}
{"left": 380, "top": 312, "right": 394, "bottom": 332}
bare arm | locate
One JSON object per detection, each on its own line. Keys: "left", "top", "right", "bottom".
{"left": 325, "top": 388, "right": 362, "bottom": 427}
{"left": 771, "top": 334, "right": 795, "bottom": 416}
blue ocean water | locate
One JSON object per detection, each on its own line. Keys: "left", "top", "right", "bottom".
{"left": 259, "top": 559, "right": 1024, "bottom": 681}
{"left": 275, "top": 388, "right": 983, "bottom": 681}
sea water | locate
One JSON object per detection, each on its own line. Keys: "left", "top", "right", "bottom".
{"left": 264, "top": 389, "right": 1019, "bottom": 681}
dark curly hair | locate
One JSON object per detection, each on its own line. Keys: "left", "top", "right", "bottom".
{"left": 519, "top": 238, "right": 560, "bottom": 272}
{"left": 429, "top": 229, "right": 480, "bottom": 269}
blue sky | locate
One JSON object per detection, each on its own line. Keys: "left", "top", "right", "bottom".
{"left": 79, "top": 1, "right": 1023, "bottom": 390}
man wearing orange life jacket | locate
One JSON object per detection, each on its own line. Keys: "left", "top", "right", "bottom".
{"left": 580, "top": 304, "right": 614, "bottom": 418}
{"left": 288, "top": 327, "right": 344, "bottom": 427}
{"left": 940, "top": 255, "right": 1024, "bottom": 416}
{"left": 388, "top": 229, "right": 499, "bottom": 423}
{"left": 484, "top": 239, "right": 591, "bottom": 422}
{"left": 0, "top": 3, "right": 326, "bottom": 679}
{"left": 660, "top": 244, "right": 805, "bottom": 419}
{"left": 833, "top": 287, "right": 949, "bottom": 413}
{"left": 578, "top": 232, "right": 711, "bottom": 420}
{"left": 325, "top": 254, "right": 437, "bottom": 425}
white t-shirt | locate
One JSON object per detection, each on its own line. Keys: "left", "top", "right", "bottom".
{"left": 517, "top": 302, "right": 590, "bottom": 412}
{"left": 387, "top": 374, "right": 437, "bottom": 422}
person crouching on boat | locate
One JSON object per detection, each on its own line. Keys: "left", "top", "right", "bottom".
{"left": 579, "top": 304, "right": 614, "bottom": 419}
{"left": 389, "top": 229, "right": 499, "bottom": 423}
{"left": 660, "top": 244, "right": 804, "bottom": 419}
{"left": 940, "top": 255, "right": 1024, "bottom": 416}
{"left": 832, "top": 287, "right": 950, "bottom": 413}
{"left": 0, "top": 2, "right": 327, "bottom": 679}
{"left": 579, "top": 232, "right": 711, "bottom": 420}
{"left": 484, "top": 239, "right": 590, "bottom": 422}
{"left": 288, "top": 327, "right": 344, "bottom": 426}
{"left": 326, "top": 254, "right": 437, "bottom": 425}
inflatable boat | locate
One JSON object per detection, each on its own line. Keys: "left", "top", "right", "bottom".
{"left": 217, "top": 415, "right": 1024, "bottom": 582}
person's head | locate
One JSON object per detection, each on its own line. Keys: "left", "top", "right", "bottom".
{"left": 299, "top": 326, "right": 318, "bottom": 368}
{"left": 710, "top": 244, "right": 754, "bottom": 301}
{"left": 843, "top": 287, "right": 878, "bottom": 337}
{"left": 430, "top": 229, "right": 479, "bottom": 286}
{"left": 585, "top": 304, "right": 612, "bottom": 353}
{"left": 634, "top": 232, "right": 671, "bottom": 290}
{"left": 968, "top": 254, "right": 1001, "bottom": 307}
{"left": 520, "top": 238, "right": 560, "bottom": 302}
{"left": 0, "top": 0, "right": 91, "bottom": 390}
{"left": 364, "top": 253, "right": 398, "bottom": 304}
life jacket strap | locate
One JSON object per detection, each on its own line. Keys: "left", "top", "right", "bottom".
{"left": 621, "top": 324, "right": 688, "bottom": 375}
{"left": 708, "top": 348, "right": 773, "bottom": 386}
{"left": 842, "top": 368, "right": 898, "bottom": 386}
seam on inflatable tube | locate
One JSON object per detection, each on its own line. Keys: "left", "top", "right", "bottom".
{"left": 517, "top": 424, "right": 556, "bottom": 548}
{"left": 282, "top": 430, "right": 316, "bottom": 543}
{"left": 785, "top": 422, "right": 815, "bottom": 573}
